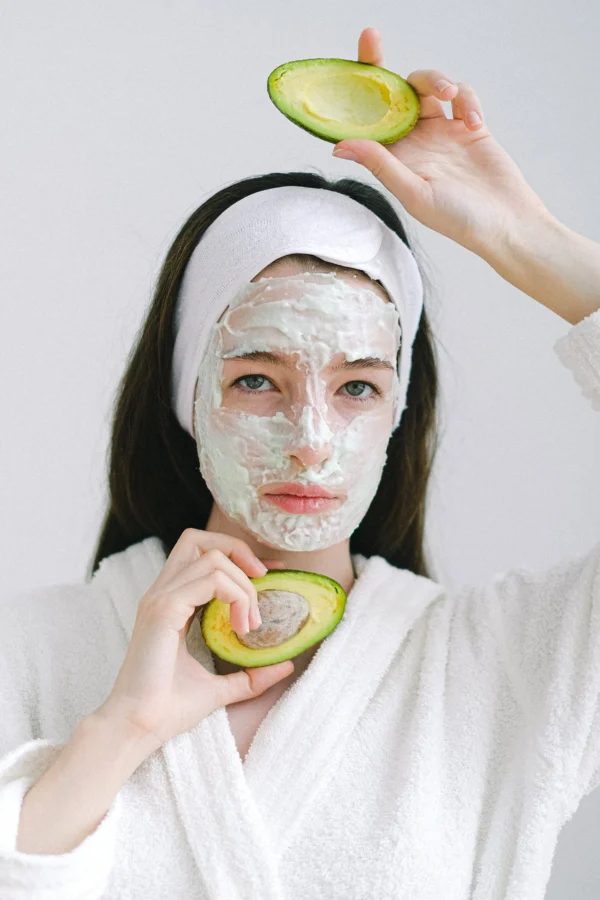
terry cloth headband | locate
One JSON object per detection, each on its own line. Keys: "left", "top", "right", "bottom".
{"left": 171, "top": 185, "right": 424, "bottom": 436}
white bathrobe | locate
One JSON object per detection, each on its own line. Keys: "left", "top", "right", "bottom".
{"left": 1, "top": 309, "right": 600, "bottom": 900}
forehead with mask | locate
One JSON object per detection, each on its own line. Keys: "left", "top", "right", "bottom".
{"left": 192, "top": 256, "right": 402, "bottom": 552}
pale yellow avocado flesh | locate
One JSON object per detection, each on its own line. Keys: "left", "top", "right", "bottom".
{"left": 201, "top": 569, "right": 347, "bottom": 668}
{"left": 302, "top": 73, "right": 392, "bottom": 127}
{"left": 267, "top": 58, "right": 420, "bottom": 144}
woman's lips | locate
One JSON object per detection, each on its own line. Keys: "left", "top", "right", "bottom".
{"left": 263, "top": 494, "right": 340, "bottom": 514}
{"left": 262, "top": 482, "right": 341, "bottom": 514}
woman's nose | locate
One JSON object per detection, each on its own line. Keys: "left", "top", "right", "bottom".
{"left": 287, "top": 443, "right": 333, "bottom": 468}
{"left": 284, "top": 404, "right": 333, "bottom": 468}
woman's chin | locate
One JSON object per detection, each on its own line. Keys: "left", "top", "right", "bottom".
{"left": 242, "top": 520, "right": 342, "bottom": 555}
{"left": 220, "top": 499, "right": 343, "bottom": 554}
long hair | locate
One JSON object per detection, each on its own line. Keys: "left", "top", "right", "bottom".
{"left": 90, "top": 172, "right": 440, "bottom": 578}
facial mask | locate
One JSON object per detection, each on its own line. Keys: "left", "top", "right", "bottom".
{"left": 193, "top": 272, "right": 402, "bottom": 552}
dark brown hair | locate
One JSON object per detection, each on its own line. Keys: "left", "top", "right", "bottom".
{"left": 90, "top": 171, "right": 440, "bottom": 578}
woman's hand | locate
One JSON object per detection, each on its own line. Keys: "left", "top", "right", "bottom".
{"left": 95, "top": 529, "right": 294, "bottom": 754}
{"left": 332, "top": 27, "right": 553, "bottom": 256}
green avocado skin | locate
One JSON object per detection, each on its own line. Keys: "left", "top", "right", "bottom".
{"left": 267, "top": 57, "right": 420, "bottom": 145}
{"left": 201, "top": 569, "right": 347, "bottom": 668}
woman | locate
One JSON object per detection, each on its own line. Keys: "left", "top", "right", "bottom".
{"left": 1, "top": 27, "right": 599, "bottom": 900}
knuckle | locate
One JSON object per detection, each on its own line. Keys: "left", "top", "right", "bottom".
{"left": 370, "top": 159, "right": 385, "bottom": 181}
{"left": 154, "top": 595, "right": 173, "bottom": 616}
{"left": 139, "top": 588, "right": 160, "bottom": 610}
{"left": 212, "top": 569, "right": 228, "bottom": 590}
{"left": 145, "top": 594, "right": 173, "bottom": 622}
{"left": 204, "top": 547, "right": 224, "bottom": 567}
{"left": 232, "top": 536, "right": 252, "bottom": 554}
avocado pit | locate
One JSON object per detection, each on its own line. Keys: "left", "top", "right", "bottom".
{"left": 236, "top": 589, "right": 311, "bottom": 649}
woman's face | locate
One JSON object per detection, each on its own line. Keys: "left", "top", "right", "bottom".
{"left": 193, "top": 259, "right": 402, "bottom": 551}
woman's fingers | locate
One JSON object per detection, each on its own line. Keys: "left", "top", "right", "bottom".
{"left": 405, "top": 70, "right": 485, "bottom": 131}
{"left": 176, "top": 552, "right": 288, "bottom": 628}
{"left": 175, "top": 552, "right": 288, "bottom": 609}
{"left": 356, "top": 39, "right": 485, "bottom": 133}
{"left": 357, "top": 26, "right": 384, "bottom": 67}
{"left": 158, "top": 529, "right": 267, "bottom": 584}
{"left": 142, "top": 569, "right": 251, "bottom": 636}
{"left": 151, "top": 531, "right": 307, "bottom": 643}
{"left": 175, "top": 549, "right": 267, "bottom": 632}
{"left": 170, "top": 548, "right": 256, "bottom": 599}
{"left": 404, "top": 69, "right": 458, "bottom": 119}
{"left": 189, "top": 532, "right": 267, "bottom": 578}
{"left": 450, "top": 81, "right": 486, "bottom": 130}
{"left": 204, "top": 570, "right": 256, "bottom": 635}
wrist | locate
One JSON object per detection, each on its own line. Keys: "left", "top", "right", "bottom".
{"left": 474, "top": 206, "right": 563, "bottom": 275}
{"left": 16, "top": 713, "right": 153, "bottom": 854}
{"left": 85, "top": 707, "right": 160, "bottom": 772}
{"left": 474, "top": 211, "right": 599, "bottom": 325}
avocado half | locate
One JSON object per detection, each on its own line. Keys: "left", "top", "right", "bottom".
{"left": 201, "top": 569, "right": 347, "bottom": 668}
{"left": 267, "top": 57, "right": 420, "bottom": 145}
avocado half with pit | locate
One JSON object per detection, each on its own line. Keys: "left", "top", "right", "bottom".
{"left": 201, "top": 569, "right": 346, "bottom": 668}
{"left": 267, "top": 57, "right": 420, "bottom": 145}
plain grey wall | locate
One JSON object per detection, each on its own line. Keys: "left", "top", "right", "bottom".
{"left": 1, "top": 2, "right": 599, "bottom": 895}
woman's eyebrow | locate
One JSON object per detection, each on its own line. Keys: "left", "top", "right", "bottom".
{"left": 331, "top": 357, "right": 395, "bottom": 372}
{"left": 226, "top": 350, "right": 394, "bottom": 371}
{"left": 226, "top": 350, "right": 293, "bottom": 367}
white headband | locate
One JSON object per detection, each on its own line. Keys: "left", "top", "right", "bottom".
{"left": 171, "top": 185, "right": 424, "bottom": 436}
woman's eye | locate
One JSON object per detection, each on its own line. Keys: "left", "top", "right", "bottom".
{"left": 341, "top": 381, "right": 378, "bottom": 399}
{"left": 231, "top": 375, "right": 380, "bottom": 399}
{"left": 233, "top": 374, "right": 273, "bottom": 392}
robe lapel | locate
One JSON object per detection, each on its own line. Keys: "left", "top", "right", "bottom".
{"left": 97, "top": 537, "right": 444, "bottom": 898}
{"left": 239, "top": 555, "right": 444, "bottom": 854}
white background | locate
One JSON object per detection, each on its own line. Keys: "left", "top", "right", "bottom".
{"left": 1, "top": 2, "right": 599, "bottom": 894}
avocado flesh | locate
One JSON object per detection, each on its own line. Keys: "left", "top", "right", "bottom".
{"left": 201, "top": 569, "right": 347, "bottom": 668}
{"left": 267, "top": 58, "right": 420, "bottom": 144}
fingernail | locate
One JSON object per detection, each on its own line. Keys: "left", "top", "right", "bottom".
{"left": 467, "top": 110, "right": 482, "bottom": 126}
{"left": 436, "top": 79, "right": 453, "bottom": 93}
{"left": 332, "top": 148, "right": 359, "bottom": 161}
{"left": 255, "top": 560, "right": 268, "bottom": 574}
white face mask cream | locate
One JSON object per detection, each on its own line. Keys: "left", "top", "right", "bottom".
{"left": 193, "top": 271, "right": 402, "bottom": 551}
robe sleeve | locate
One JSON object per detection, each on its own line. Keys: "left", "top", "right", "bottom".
{"left": 477, "top": 308, "right": 600, "bottom": 799}
{"left": 0, "top": 592, "right": 122, "bottom": 899}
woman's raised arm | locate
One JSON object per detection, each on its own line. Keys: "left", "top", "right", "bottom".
{"left": 333, "top": 27, "right": 600, "bottom": 326}
{"left": 333, "top": 27, "right": 600, "bottom": 805}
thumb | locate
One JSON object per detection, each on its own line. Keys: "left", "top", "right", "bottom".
{"left": 218, "top": 660, "right": 294, "bottom": 705}
{"left": 332, "top": 139, "right": 429, "bottom": 216}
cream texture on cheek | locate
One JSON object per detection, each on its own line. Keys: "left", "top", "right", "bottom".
{"left": 193, "top": 272, "right": 402, "bottom": 551}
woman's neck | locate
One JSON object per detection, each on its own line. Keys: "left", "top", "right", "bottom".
{"left": 204, "top": 504, "right": 356, "bottom": 595}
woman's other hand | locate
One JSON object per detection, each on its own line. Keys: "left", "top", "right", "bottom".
{"left": 332, "top": 27, "right": 553, "bottom": 256}
{"left": 95, "top": 529, "right": 294, "bottom": 754}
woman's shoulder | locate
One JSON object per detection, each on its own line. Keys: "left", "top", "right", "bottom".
{"left": 0, "top": 578, "right": 98, "bottom": 634}
{"left": 0, "top": 580, "right": 113, "bottom": 698}
{"left": 0, "top": 535, "right": 166, "bottom": 650}
{"left": 0, "top": 536, "right": 167, "bottom": 747}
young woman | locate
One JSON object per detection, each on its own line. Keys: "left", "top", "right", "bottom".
{"left": 1, "top": 27, "right": 599, "bottom": 900}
